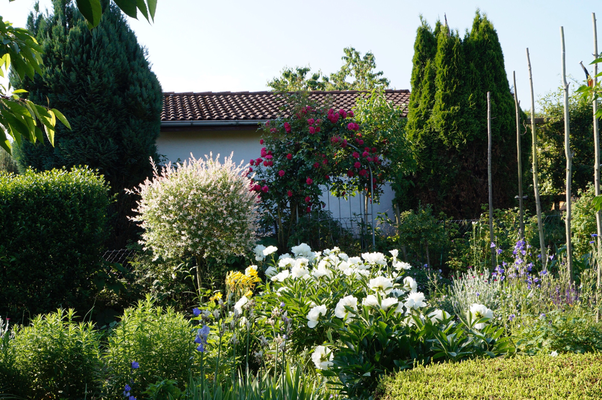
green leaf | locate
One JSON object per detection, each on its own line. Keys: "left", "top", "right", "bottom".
{"left": 76, "top": 0, "right": 102, "bottom": 28}
{"left": 51, "top": 108, "right": 71, "bottom": 130}
{"left": 113, "top": 0, "right": 138, "bottom": 19}
{"left": 592, "top": 195, "right": 602, "bottom": 212}
{"left": 136, "top": 0, "right": 149, "bottom": 20}
{"left": 147, "top": 0, "right": 157, "bottom": 20}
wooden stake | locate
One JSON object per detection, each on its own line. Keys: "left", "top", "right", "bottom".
{"left": 488, "top": 92, "right": 495, "bottom": 269}
{"left": 527, "top": 48, "right": 547, "bottom": 269}
{"left": 514, "top": 71, "right": 525, "bottom": 238}
{"left": 592, "top": 13, "right": 601, "bottom": 321}
{"left": 561, "top": 26, "right": 573, "bottom": 281}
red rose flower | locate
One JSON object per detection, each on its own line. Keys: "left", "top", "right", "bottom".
{"left": 250, "top": 159, "right": 255, "bottom": 166}
{"left": 347, "top": 170, "right": 354, "bottom": 177}
{"left": 352, "top": 152, "right": 359, "bottom": 159}
{"left": 286, "top": 153, "right": 292, "bottom": 160}
{"left": 313, "top": 162, "right": 320, "bottom": 169}
{"left": 362, "top": 151, "right": 369, "bottom": 158}
{"left": 306, "top": 177, "right": 313, "bottom": 185}
{"left": 278, "top": 170, "right": 285, "bottom": 177}
{"left": 262, "top": 185, "right": 269, "bottom": 193}
{"left": 348, "top": 110, "right": 354, "bottom": 117}
{"left": 305, "top": 196, "right": 311, "bottom": 203}
{"left": 307, "top": 118, "right": 315, "bottom": 125}
{"left": 354, "top": 161, "right": 361, "bottom": 169}
{"left": 359, "top": 169, "right": 367, "bottom": 177}
{"left": 309, "top": 127, "right": 316, "bottom": 134}
{"left": 287, "top": 190, "right": 293, "bottom": 197}
{"left": 284, "top": 122, "right": 291, "bottom": 133}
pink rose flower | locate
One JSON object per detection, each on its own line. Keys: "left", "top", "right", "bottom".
{"left": 262, "top": 185, "right": 269, "bottom": 193}
{"left": 373, "top": 155, "right": 379, "bottom": 162}
{"left": 372, "top": 147, "right": 377, "bottom": 153}
{"left": 358, "top": 139, "right": 364, "bottom": 145}
{"left": 284, "top": 122, "right": 291, "bottom": 133}
{"left": 325, "top": 175, "right": 330, "bottom": 180}
{"left": 306, "top": 206, "right": 311, "bottom": 213}
{"left": 287, "top": 190, "right": 293, "bottom": 197}
{"left": 341, "top": 139, "right": 348, "bottom": 148}
{"left": 265, "top": 154, "right": 273, "bottom": 159}
{"left": 270, "top": 128, "right": 277, "bottom": 133}
{"left": 263, "top": 161, "right": 269, "bottom": 167}
{"left": 306, "top": 177, "right": 313, "bottom": 185}
{"left": 354, "top": 161, "right": 361, "bottom": 169}
{"left": 313, "top": 162, "right": 320, "bottom": 169}
{"left": 367, "top": 157, "right": 373, "bottom": 162}
{"left": 322, "top": 159, "right": 327, "bottom": 165}
{"left": 253, "top": 184, "right": 261, "bottom": 191}
{"left": 286, "top": 153, "right": 293, "bottom": 160}
{"left": 316, "top": 119, "right": 322, "bottom": 124}
{"left": 347, "top": 123, "right": 355, "bottom": 131}
{"left": 347, "top": 170, "right": 354, "bottom": 177}
{"left": 307, "top": 118, "right": 315, "bottom": 125}
{"left": 359, "top": 169, "right": 367, "bottom": 177}
{"left": 260, "top": 138, "right": 265, "bottom": 143}
{"left": 339, "top": 109, "right": 347, "bottom": 119}
{"left": 265, "top": 121, "right": 270, "bottom": 127}
{"left": 352, "top": 152, "right": 359, "bottom": 159}
{"left": 256, "top": 158, "right": 263, "bottom": 164}
{"left": 309, "top": 127, "right": 316, "bottom": 134}
{"left": 305, "top": 196, "right": 311, "bottom": 203}
{"left": 348, "top": 110, "right": 354, "bottom": 117}
{"left": 315, "top": 126, "right": 321, "bottom": 132}
{"left": 362, "top": 151, "right": 369, "bottom": 158}
{"left": 331, "top": 136, "right": 339, "bottom": 144}
{"left": 250, "top": 159, "right": 255, "bottom": 166}
{"left": 279, "top": 170, "right": 285, "bottom": 177}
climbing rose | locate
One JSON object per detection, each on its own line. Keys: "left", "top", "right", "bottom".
{"left": 286, "top": 153, "right": 292, "bottom": 160}
{"left": 287, "top": 190, "right": 293, "bottom": 197}
{"left": 284, "top": 122, "right": 291, "bottom": 133}
{"left": 354, "top": 161, "right": 361, "bottom": 169}
{"left": 306, "top": 177, "right": 313, "bottom": 185}
{"left": 309, "top": 127, "right": 316, "bottom": 134}
{"left": 278, "top": 170, "right": 285, "bottom": 177}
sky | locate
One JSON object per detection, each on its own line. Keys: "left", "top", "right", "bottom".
{"left": 2, "top": 0, "right": 602, "bottom": 112}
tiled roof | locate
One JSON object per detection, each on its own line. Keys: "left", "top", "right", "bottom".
{"left": 161, "top": 90, "right": 410, "bottom": 123}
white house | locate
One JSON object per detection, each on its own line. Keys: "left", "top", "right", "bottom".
{"left": 157, "top": 90, "right": 410, "bottom": 236}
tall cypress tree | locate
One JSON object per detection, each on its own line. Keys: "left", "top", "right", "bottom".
{"left": 15, "top": 0, "right": 162, "bottom": 247}
{"left": 405, "top": 11, "right": 519, "bottom": 219}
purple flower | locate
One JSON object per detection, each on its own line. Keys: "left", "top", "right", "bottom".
{"left": 508, "top": 314, "right": 515, "bottom": 321}
{"left": 131, "top": 361, "right": 139, "bottom": 369}
{"left": 490, "top": 242, "right": 496, "bottom": 248}
{"left": 497, "top": 248, "right": 502, "bottom": 255}
{"left": 193, "top": 308, "right": 201, "bottom": 317}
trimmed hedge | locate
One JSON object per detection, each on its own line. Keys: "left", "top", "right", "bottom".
{"left": 379, "top": 353, "right": 602, "bottom": 399}
{"left": 0, "top": 167, "right": 110, "bottom": 321}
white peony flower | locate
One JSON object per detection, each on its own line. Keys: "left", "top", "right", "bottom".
{"left": 347, "top": 256, "right": 362, "bottom": 266}
{"left": 469, "top": 304, "right": 494, "bottom": 329}
{"left": 337, "top": 261, "right": 351, "bottom": 272}
{"left": 390, "top": 288, "right": 405, "bottom": 298}
{"left": 278, "top": 253, "right": 292, "bottom": 260}
{"left": 306, "top": 305, "right": 327, "bottom": 328}
{"left": 312, "top": 262, "right": 332, "bottom": 278}
{"left": 265, "top": 266, "right": 278, "bottom": 278}
{"left": 361, "top": 252, "right": 387, "bottom": 266}
{"left": 550, "top": 351, "right": 559, "bottom": 357}
{"left": 389, "top": 249, "right": 399, "bottom": 259}
{"left": 291, "top": 264, "right": 309, "bottom": 279}
{"left": 245, "top": 265, "right": 258, "bottom": 275}
{"left": 362, "top": 295, "right": 379, "bottom": 307}
{"left": 271, "top": 270, "right": 290, "bottom": 282}
{"left": 381, "top": 297, "right": 399, "bottom": 311}
{"left": 339, "top": 252, "right": 349, "bottom": 261}
{"left": 334, "top": 295, "right": 358, "bottom": 321}
{"left": 403, "top": 276, "right": 418, "bottom": 293}
{"left": 369, "top": 276, "right": 393, "bottom": 294}
{"left": 428, "top": 309, "right": 449, "bottom": 323}
{"left": 291, "top": 243, "right": 313, "bottom": 259}
{"left": 394, "top": 261, "right": 412, "bottom": 271}
{"left": 278, "top": 257, "right": 295, "bottom": 269}
{"left": 234, "top": 296, "right": 248, "bottom": 314}
{"left": 254, "top": 245, "right": 266, "bottom": 261}
{"left": 263, "top": 245, "right": 278, "bottom": 257}
{"left": 312, "top": 345, "right": 333, "bottom": 370}
{"left": 405, "top": 292, "right": 427, "bottom": 310}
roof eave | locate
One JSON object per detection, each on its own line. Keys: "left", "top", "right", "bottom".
{"left": 161, "top": 120, "right": 268, "bottom": 127}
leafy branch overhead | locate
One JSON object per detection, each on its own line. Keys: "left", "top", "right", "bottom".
{"left": 1, "top": 0, "right": 157, "bottom": 154}
{"left": 0, "top": 17, "right": 70, "bottom": 154}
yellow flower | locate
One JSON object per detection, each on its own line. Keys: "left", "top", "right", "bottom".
{"left": 210, "top": 292, "right": 222, "bottom": 302}
{"left": 245, "top": 290, "right": 253, "bottom": 298}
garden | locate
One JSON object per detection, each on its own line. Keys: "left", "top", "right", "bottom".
{"left": 3, "top": 6, "right": 602, "bottom": 400}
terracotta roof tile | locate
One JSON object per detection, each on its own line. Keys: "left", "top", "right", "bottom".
{"left": 161, "top": 90, "right": 410, "bottom": 122}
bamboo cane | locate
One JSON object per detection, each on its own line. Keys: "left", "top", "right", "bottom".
{"left": 561, "top": 26, "right": 573, "bottom": 281}
{"left": 592, "top": 13, "right": 601, "bottom": 321}
{"left": 526, "top": 48, "right": 547, "bottom": 269}
{"left": 514, "top": 72, "right": 525, "bottom": 239}
{"left": 488, "top": 92, "right": 495, "bottom": 269}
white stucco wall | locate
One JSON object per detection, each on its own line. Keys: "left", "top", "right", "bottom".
{"left": 157, "top": 126, "right": 396, "bottom": 233}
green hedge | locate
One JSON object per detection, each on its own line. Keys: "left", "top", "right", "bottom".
{"left": 379, "top": 353, "right": 602, "bottom": 399}
{"left": 0, "top": 167, "right": 110, "bottom": 321}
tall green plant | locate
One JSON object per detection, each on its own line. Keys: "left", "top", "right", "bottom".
{"left": 130, "top": 154, "right": 259, "bottom": 294}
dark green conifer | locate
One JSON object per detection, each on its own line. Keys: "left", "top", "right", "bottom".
{"left": 15, "top": 0, "right": 162, "bottom": 247}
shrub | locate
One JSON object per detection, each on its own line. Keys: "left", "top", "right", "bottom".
{"left": 572, "top": 183, "right": 598, "bottom": 260}
{"left": 11, "top": 309, "right": 102, "bottom": 399}
{"left": 102, "top": 296, "right": 196, "bottom": 398}
{"left": 0, "top": 317, "right": 29, "bottom": 397}
{"left": 130, "top": 154, "right": 259, "bottom": 293}
{"left": 0, "top": 166, "right": 110, "bottom": 321}
{"left": 379, "top": 353, "right": 602, "bottom": 399}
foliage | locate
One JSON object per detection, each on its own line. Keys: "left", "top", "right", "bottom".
{"left": 0, "top": 166, "right": 110, "bottom": 322}
{"left": 130, "top": 154, "right": 258, "bottom": 293}
{"left": 13, "top": 0, "right": 163, "bottom": 249}
{"left": 267, "top": 47, "right": 390, "bottom": 92}
{"left": 0, "top": 147, "right": 18, "bottom": 173}
{"left": 0, "top": 15, "right": 69, "bottom": 154}
{"left": 406, "top": 12, "right": 523, "bottom": 219}
{"left": 11, "top": 309, "right": 102, "bottom": 399}
{"left": 250, "top": 245, "right": 511, "bottom": 399}
{"left": 251, "top": 92, "right": 394, "bottom": 249}
{"left": 511, "top": 307, "right": 602, "bottom": 355}
{"left": 0, "top": 0, "right": 155, "bottom": 154}
{"left": 536, "top": 89, "right": 598, "bottom": 196}
{"left": 571, "top": 183, "right": 599, "bottom": 259}
{"left": 379, "top": 353, "right": 602, "bottom": 400}
{"left": 389, "top": 204, "right": 451, "bottom": 269}
{"left": 0, "top": 317, "right": 29, "bottom": 397}
{"left": 103, "top": 296, "right": 196, "bottom": 399}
